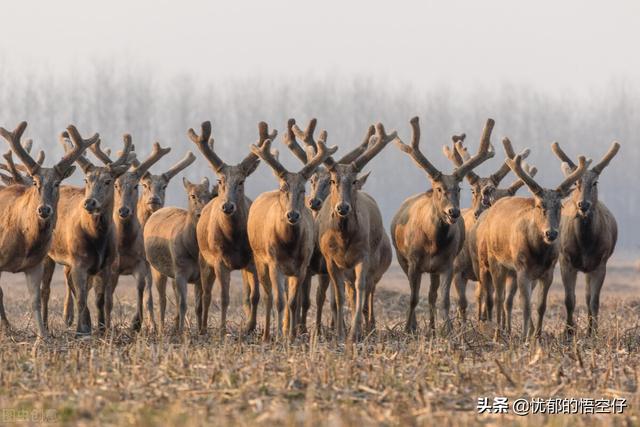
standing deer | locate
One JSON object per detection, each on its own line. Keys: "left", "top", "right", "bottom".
{"left": 84, "top": 139, "right": 174, "bottom": 332}
{"left": 0, "top": 122, "right": 95, "bottom": 337}
{"left": 144, "top": 177, "right": 216, "bottom": 334}
{"left": 189, "top": 121, "right": 273, "bottom": 336}
{"left": 317, "top": 123, "right": 396, "bottom": 341}
{"left": 442, "top": 136, "right": 533, "bottom": 322}
{"left": 391, "top": 117, "right": 495, "bottom": 334}
{"left": 248, "top": 130, "right": 337, "bottom": 339}
{"left": 136, "top": 153, "right": 197, "bottom": 226}
{"left": 475, "top": 151, "right": 589, "bottom": 338}
{"left": 41, "top": 131, "right": 134, "bottom": 335}
{"left": 551, "top": 141, "right": 619, "bottom": 336}
{"left": 283, "top": 118, "right": 372, "bottom": 334}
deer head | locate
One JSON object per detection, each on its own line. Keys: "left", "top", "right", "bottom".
{"left": 252, "top": 130, "right": 337, "bottom": 225}
{"left": 91, "top": 137, "right": 171, "bottom": 220}
{"left": 0, "top": 122, "right": 96, "bottom": 221}
{"left": 138, "top": 151, "right": 196, "bottom": 213}
{"left": 444, "top": 136, "right": 532, "bottom": 219}
{"left": 61, "top": 128, "right": 134, "bottom": 216}
{"left": 284, "top": 118, "right": 373, "bottom": 212}
{"left": 396, "top": 117, "right": 495, "bottom": 225}
{"left": 551, "top": 141, "right": 620, "bottom": 217}
{"left": 188, "top": 121, "right": 275, "bottom": 216}
{"left": 507, "top": 151, "right": 590, "bottom": 243}
{"left": 182, "top": 177, "right": 216, "bottom": 221}
{"left": 326, "top": 123, "right": 397, "bottom": 218}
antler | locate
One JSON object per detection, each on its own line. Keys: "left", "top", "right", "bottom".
{"left": 551, "top": 142, "right": 577, "bottom": 170}
{"left": 506, "top": 154, "right": 544, "bottom": 196}
{"left": 251, "top": 139, "right": 287, "bottom": 177}
{"left": 284, "top": 119, "right": 309, "bottom": 163}
{"left": 489, "top": 137, "right": 530, "bottom": 185}
{"left": 61, "top": 125, "right": 100, "bottom": 174}
{"left": 351, "top": 122, "right": 397, "bottom": 172}
{"left": 505, "top": 161, "right": 538, "bottom": 196}
{"left": 446, "top": 136, "right": 481, "bottom": 185}
{"left": 133, "top": 142, "right": 171, "bottom": 178}
{"left": 163, "top": 152, "right": 197, "bottom": 181}
{"left": 300, "top": 132, "right": 338, "bottom": 179}
{"left": 292, "top": 118, "right": 318, "bottom": 161}
{"left": 0, "top": 122, "right": 40, "bottom": 175}
{"left": 188, "top": 121, "right": 227, "bottom": 172}
{"left": 2, "top": 151, "right": 28, "bottom": 184}
{"left": 452, "top": 118, "right": 495, "bottom": 180}
{"left": 239, "top": 121, "right": 277, "bottom": 172}
{"left": 395, "top": 117, "right": 442, "bottom": 179}
{"left": 332, "top": 125, "right": 375, "bottom": 167}
{"left": 557, "top": 156, "right": 591, "bottom": 194}
{"left": 592, "top": 142, "right": 620, "bottom": 174}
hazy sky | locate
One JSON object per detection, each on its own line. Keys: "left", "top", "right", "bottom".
{"left": 2, "top": 0, "right": 638, "bottom": 92}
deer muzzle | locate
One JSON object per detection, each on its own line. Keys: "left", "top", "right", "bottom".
{"left": 37, "top": 204, "right": 53, "bottom": 219}
{"left": 544, "top": 229, "right": 559, "bottom": 243}
{"left": 308, "top": 197, "right": 323, "bottom": 211}
{"left": 286, "top": 210, "right": 301, "bottom": 225}
{"left": 335, "top": 202, "right": 351, "bottom": 217}
{"left": 577, "top": 200, "right": 591, "bottom": 214}
{"left": 83, "top": 198, "right": 99, "bottom": 213}
{"left": 118, "top": 206, "right": 132, "bottom": 219}
{"left": 221, "top": 201, "right": 236, "bottom": 215}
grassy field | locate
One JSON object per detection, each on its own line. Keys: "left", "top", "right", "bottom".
{"left": 0, "top": 260, "right": 638, "bottom": 426}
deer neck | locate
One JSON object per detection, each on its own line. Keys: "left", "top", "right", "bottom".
{"left": 276, "top": 212, "right": 303, "bottom": 246}
{"left": 81, "top": 200, "right": 114, "bottom": 238}
{"left": 136, "top": 199, "right": 154, "bottom": 227}
{"left": 216, "top": 199, "right": 249, "bottom": 240}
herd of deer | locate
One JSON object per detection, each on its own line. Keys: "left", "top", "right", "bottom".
{"left": 0, "top": 117, "right": 619, "bottom": 343}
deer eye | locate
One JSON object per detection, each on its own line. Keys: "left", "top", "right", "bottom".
{"left": 239, "top": 180, "right": 245, "bottom": 186}
{"left": 436, "top": 188, "right": 442, "bottom": 193}
{"left": 592, "top": 181, "right": 598, "bottom": 187}
{"left": 190, "top": 194, "right": 196, "bottom": 200}
{"left": 104, "top": 179, "right": 112, "bottom": 186}
{"left": 330, "top": 179, "right": 336, "bottom": 185}
{"left": 134, "top": 184, "right": 139, "bottom": 190}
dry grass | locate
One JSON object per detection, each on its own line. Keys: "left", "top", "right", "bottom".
{"left": 0, "top": 262, "right": 638, "bottom": 426}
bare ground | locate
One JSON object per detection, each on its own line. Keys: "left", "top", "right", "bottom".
{"left": 0, "top": 260, "right": 638, "bottom": 426}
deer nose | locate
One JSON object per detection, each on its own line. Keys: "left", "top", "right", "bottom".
{"left": 221, "top": 202, "right": 236, "bottom": 215}
{"left": 335, "top": 203, "right": 351, "bottom": 217}
{"left": 309, "top": 198, "right": 322, "bottom": 211}
{"left": 118, "top": 207, "right": 131, "bottom": 219}
{"left": 286, "top": 210, "right": 301, "bottom": 224}
{"left": 545, "top": 229, "right": 558, "bottom": 242}
{"left": 148, "top": 196, "right": 161, "bottom": 206}
{"left": 83, "top": 198, "right": 98, "bottom": 213}
{"left": 577, "top": 201, "right": 591, "bottom": 213}
{"left": 37, "top": 205, "right": 52, "bottom": 219}
{"left": 448, "top": 208, "right": 460, "bottom": 219}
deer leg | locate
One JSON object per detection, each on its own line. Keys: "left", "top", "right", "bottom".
{"left": 71, "top": 268, "right": 91, "bottom": 336}
{"left": 315, "top": 274, "right": 328, "bottom": 335}
{"left": 533, "top": 269, "right": 553, "bottom": 340}
{"left": 0, "top": 279, "right": 10, "bottom": 331}
{"left": 560, "top": 259, "right": 578, "bottom": 338}
{"left": 267, "top": 266, "right": 285, "bottom": 339}
{"left": 405, "top": 263, "right": 422, "bottom": 333}
{"left": 40, "top": 257, "right": 55, "bottom": 331}
{"left": 93, "top": 275, "right": 107, "bottom": 334}
{"left": 586, "top": 264, "right": 606, "bottom": 337}
{"left": 475, "top": 281, "right": 483, "bottom": 321}
{"left": 484, "top": 278, "right": 494, "bottom": 322}
{"left": 437, "top": 268, "right": 454, "bottom": 335}
{"left": 171, "top": 279, "right": 180, "bottom": 328}
{"left": 327, "top": 262, "right": 347, "bottom": 340}
{"left": 130, "top": 266, "right": 146, "bottom": 332}
{"left": 504, "top": 274, "right": 517, "bottom": 333}
{"left": 348, "top": 261, "right": 367, "bottom": 342}
{"left": 427, "top": 273, "right": 440, "bottom": 333}
{"left": 152, "top": 268, "right": 167, "bottom": 331}
{"left": 365, "top": 277, "right": 376, "bottom": 334}
{"left": 452, "top": 272, "right": 467, "bottom": 323}
{"left": 174, "top": 272, "right": 188, "bottom": 335}
{"left": 515, "top": 271, "right": 532, "bottom": 340}
{"left": 62, "top": 265, "right": 75, "bottom": 327}
{"left": 242, "top": 265, "right": 260, "bottom": 335}
{"left": 214, "top": 263, "right": 231, "bottom": 338}
{"left": 297, "top": 272, "right": 311, "bottom": 335}
{"left": 143, "top": 262, "right": 156, "bottom": 334}
{"left": 194, "top": 279, "right": 203, "bottom": 331}
{"left": 256, "top": 262, "right": 272, "bottom": 342}
{"left": 24, "top": 264, "right": 47, "bottom": 338}
{"left": 199, "top": 261, "right": 215, "bottom": 335}
{"left": 284, "top": 275, "right": 302, "bottom": 339}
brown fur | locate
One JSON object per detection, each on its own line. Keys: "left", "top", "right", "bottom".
{"left": 144, "top": 178, "right": 215, "bottom": 334}
{"left": 552, "top": 142, "right": 619, "bottom": 336}
{"left": 475, "top": 152, "right": 589, "bottom": 339}
{"left": 391, "top": 117, "right": 495, "bottom": 334}
{"left": 0, "top": 122, "right": 93, "bottom": 337}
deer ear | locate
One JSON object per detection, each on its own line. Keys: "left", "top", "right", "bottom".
{"left": 61, "top": 165, "right": 76, "bottom": 180}
{"left": 355, "top": 171, "right": 371, "bottom": 190}
{"left": 560, "top": 162, "right": 574, "bottom": 178}
{"left": 182, "top": 177, "right": 191, "bottom": 188}
{"left": 243, "top": 158, "right": 261, "bottom": 176}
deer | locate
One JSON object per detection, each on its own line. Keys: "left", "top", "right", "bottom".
{"left": 136, "top": 153, "right": 197, "bottom": 227}
{"left": 475, "top": 150, "right": 589, "bottom": 339}
{"left": 144, "top": 177, "right": 216, "bottom": 334}
{"left": 41, "top": 130, "right": 135, "bottom": 335}
{"left": 248, "top": 129, "right": 337, "bottom": 339}
{"left": 0, "top": 122, "right": 96, "bottom": 337}
{"left": 391, "top": 117, "right": 495, "bottom": 334}
{"left": 189, "top": 121, "right": 274, "bottom": 336}
{"left": 283, "top": 118, "right": 372, "bottom": 334}
{"left": 442, "top": 136, "right": 534, "bottom": 322}
{"left": 75, "top": 139, "right": 175, "bottom": 333}
{"left": 551, "top": 141, "right": 619, "bottom": 337}
{"left": 316, "top": 123, "right": 396, "bottom": 341}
